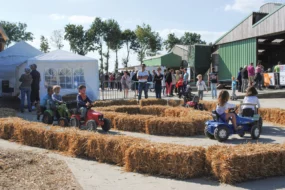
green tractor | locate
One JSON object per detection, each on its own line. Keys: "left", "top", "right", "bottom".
{"left": 42, "top": 100, "right": 71, "bottom": 127}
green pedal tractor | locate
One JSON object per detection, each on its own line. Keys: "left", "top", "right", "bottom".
{"left": 42, "top": 100, "right": 71, "bottom": 127}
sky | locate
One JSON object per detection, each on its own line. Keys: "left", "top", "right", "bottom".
{"left": 1, "top": 0, "right": 285, "bottom": 71}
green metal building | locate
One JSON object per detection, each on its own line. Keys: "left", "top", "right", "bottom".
{"left": 143, "top": 52, "right": 182, "bottom": 68}
{"left": 213, "top": 3, "right": 285, "bottom": 80}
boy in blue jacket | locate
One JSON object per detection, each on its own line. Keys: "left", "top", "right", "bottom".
{"left": 77, "top": 85, "right": 93, "bottom": 120}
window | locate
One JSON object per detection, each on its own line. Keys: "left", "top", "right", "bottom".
{"left": 73, "top": 68, "right": 85, "bottom": 88}
{"left": 59, "top": 68, "right": 72, "bottom": 89}
{"left": 44, "top": 68, "right": 57, "bottom": 87}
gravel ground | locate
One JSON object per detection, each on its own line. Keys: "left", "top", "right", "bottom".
{"left": 0, "top": 148, "right": 82, "bottom": 190}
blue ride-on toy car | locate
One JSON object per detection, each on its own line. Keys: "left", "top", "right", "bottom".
{"left": 205, "top": 103, "right": 263, "bottom": 142}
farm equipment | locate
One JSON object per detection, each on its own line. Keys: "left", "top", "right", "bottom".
{"left": 185, "top": 95, "right": 204, "bottom": 110}
{"left": 205, "top": 103, "right": 263, "bottom": 142}
{"left": 42, "top": 101, "right": 71, "bottom": 127}
{"left": 69, "top": 105, "right": 111, "bottom": 132}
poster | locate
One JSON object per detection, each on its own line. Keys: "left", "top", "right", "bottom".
{"left": 280, "top": 72, "right": 285, "bottom": 86}
{"left": 264, "top": 73, "right": 275, "bottom": 86}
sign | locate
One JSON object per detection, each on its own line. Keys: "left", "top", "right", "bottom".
{"left": 280, "top": 65, "right": 285, "bottom": 72}
{"left": 280, "top": 72, "right": 285, "bottom": 86}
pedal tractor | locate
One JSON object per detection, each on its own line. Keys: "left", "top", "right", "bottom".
{"left": 42, "top": 100, "right": 71, "bottom": 127}
{"left": 185, "top": 95, "right": 204, "bottom": 110}
{"left": 205, "top": 103, "right": 263, "bottom": 142}
{"left": 70, "top": 105, "right": 111, "bottom": 132}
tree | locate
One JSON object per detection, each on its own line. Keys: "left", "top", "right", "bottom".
{"left": 121, "top": 29, "right": 139, "bottom": 68}
{"left": 0, "top": 21, "right": 34, "bottom": 47}
{"left": 89, "top": 18, "right": 106, "bottom": 72}
{"left": 64, "top": 24, "right": 91, "bottom": 55}
{"left": 163, "top": 33, "right": 181, "bottom": 52}
{"left": 103, "top": 19, "right": 121, "bottom": 73}
{"left": 180, "top": 32, "right": 206, "bottom": 45}
{"left": 50, "top": 30, "right": 64, "bottom": 49}
{"left": 135, "top": 24, "right": 162, "bottom": 64}
{"left": 40, "top": 36, "right": 50, "bottom": 53}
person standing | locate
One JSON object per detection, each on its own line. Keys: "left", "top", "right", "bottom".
{"left": 30, "top": 64, "right": 41, "bottom": 107}
{"left": 208, "top": 67, "right": 218, "bottom": 99}
{"left": 241, "top": 66, "right": 249, "bottom": 93}
{"left": 196, "top": 74, "right": 208, "bottom": 100}
{"left": 183, "top": 68, "right": 189, "bottom": 92}
{"left": 247, "top": 63, "right": 255, "bottom": 87}
{"left": 165, "top": 68, "right": 172, "bottom": 97}
{"left": 154, "top": 67, "right": 163, "bottom": 99}
{"left": 170, "top": 69, "right": 176, "bottom": 96}
{"left": 255, "top": 63, "right": 262, "bottom": 90}
{"left": 175, "top": 70, "right": 180, "bottom": 94}
{"left": 121, "top": 71, "right": 131, "bottom": 98}
{"left": 137, "top": 64, "right": 149, "bottom": 100}
{"left": 19, "top": 68, "right": 33, "bottom": 113}
{"left": 237, "top": 67, "right": 243, "bottom": 92}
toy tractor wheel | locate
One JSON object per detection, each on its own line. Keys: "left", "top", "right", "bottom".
{"left": 86, "top": 120, "right": 97, "bottom": 131}
{"left": 238, "top": 131, "right": 245, "bottom": 137}
{"left": 58, "top": 117, "right": 68, "bottom": 127}
{"left": 43, "top": 112, "right": 53, "bottom": 124}
{"left": 251, "top": 125, "right": 261, "bottom": 140}
{"left": 102, "top": 118, "right": 111, "bottom": 132}
{"left": 258, "top": 117, "right": 263, "bottom": 132}
{"left": 198, "top": 104, "right": 204, "bottom": 111}
{"left": 204, "top": 126, "right": 215, "bottom": 139}
{"left": 70, "top": 117, "right": 79, "bottom": 127}
{"left": 214, "top": 126, "right": 229, "bottom": 142}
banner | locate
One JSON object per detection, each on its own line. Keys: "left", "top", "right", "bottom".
{"left": 280, "top": 72, "right": 285, "bottom": 86}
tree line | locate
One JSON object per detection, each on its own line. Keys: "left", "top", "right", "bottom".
{"left": 0, "top": 19, "right": 207, "bottom": 73}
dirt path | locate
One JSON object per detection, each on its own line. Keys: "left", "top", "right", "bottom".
{"left": 0, "top": 147, "right": 82, "bottom": 190}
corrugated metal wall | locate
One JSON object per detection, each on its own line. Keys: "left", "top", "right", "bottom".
{"left": 218, "top": 38, "right": 257, "bottom": 80}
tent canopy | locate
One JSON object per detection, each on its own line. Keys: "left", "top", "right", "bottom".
{"left": 28, "top": 49, "right": 96, "bottom": 63}
{"left": 27, "top": 49, "right": 99, "bottom": 100}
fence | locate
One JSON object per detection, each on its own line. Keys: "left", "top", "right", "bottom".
{"left": 99, "top": 80, "right": 154, "bottom": 100}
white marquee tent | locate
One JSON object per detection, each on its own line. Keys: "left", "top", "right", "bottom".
{"left": 0, "top": 41, "right": 42, "bottom": 96}
{"left": 27, "top": 50, "right": 99, "bottom": 101}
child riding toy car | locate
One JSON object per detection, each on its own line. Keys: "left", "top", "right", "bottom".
{"left": 185, "top": 95, "right": 204, "bottom": 110}
{"left": 42, "top": 100, "right": 71, "bottom": 127}
{"left": 69, "top": 104, "right": 111, "bottom": 132}
{"left": 205, "top": 103, "right": 263, "bottom": 142}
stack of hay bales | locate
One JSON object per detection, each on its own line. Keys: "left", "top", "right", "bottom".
{"left": 125, "top": 143, "right": 206, "bottom": 179}
{"left": 140, "top": 106, "right": 169, "bottom": 116}
{"left": 0, "top": 108, "right": 16, "bottom": 118}
{"left": 114, "top": 115, "right": 154, "bottom": 133}
{"left": 93, "top": 99, "right": 138, "bottom": 107}
{"left": 168, "top": 99, "right": 184, "bottom": 107}
{"left": 206, "top": 144, "right": 285, "bottom": 184}
{"left": 140, "top": 98, "right": 167, "bottom": 107}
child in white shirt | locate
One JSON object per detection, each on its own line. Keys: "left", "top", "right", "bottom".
{"left": 196, "top": 74, "right": 208, "bottom": 100}
{"left": 242, "top": 86, "right": 260, "bottom": 111}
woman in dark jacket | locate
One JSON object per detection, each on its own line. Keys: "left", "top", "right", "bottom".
{"left": 165, "top": 68, "right": 172, "bottom": 97}
{"left": 19, "top": 68, "right": 33, "bottom": 113}
{"left": 154, "top": 67, "right": 163, "bottom": 99}
{"left": 237, "top": 67, "right": 243, "bottom": 92}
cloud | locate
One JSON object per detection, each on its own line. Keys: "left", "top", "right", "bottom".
{"left": 224, "top": 0, "right": 265, "bottom": 13}
{"left": 49, "top": 14, "right": 66, "bottom": 20}
{"left": 158, "top": 29, "right": 226, "bottom": 44}
{"left": 67, "top": 15, "right": 96, "bottom": 24}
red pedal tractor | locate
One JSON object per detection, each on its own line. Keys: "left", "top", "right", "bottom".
{"left": 70, "top": 106, "right": 111, "bottom": 132}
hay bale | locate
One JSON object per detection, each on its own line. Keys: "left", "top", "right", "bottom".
{"left": 140, "top": 106, "right": 168, "bottom": 116}
{"left": 200, "top": 100, "right": 217, "bottom": 111}
{"left": 125, "top": 143, "right": 206, "bottom": 179}
{"left": 114, "top": 115, "right": 153, "bottom": 133}
{"left": 146, "top": 117, "right": 207, "bottom": 136}
{"left": 168, "top": 99, "right": 184, "bottom": 107}
{"left": 206, "top": 144, "right": 285, "bottom": 184}
{"left": 114, "top": 105, "right": 141, "bottom": 114}
{"left": 140, "top": 98, "right": 167, "bottom": 107}
{"left": 100, "top": 111, "right": 127, "bottom": 128}
{"left": 87, "top": 135, "right": 147, "bottom": 166}
{"left": 93, "top": 99, "right": 138, "bottom": 107}
{"left": 0, "top": 108, "right": 16, "bottom": 118}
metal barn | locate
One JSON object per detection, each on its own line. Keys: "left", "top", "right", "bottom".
{"left": 213, "top": 2, "right": 285, "bottom": 80}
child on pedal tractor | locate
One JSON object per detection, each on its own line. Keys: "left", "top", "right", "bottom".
{"left": 52, "top": 85, "right": 63, "bottom": 104}
{"left": 77, "top": 85, "right": 93, "bottom": 121}
{"left": 183, "top": 84, "right": 193, "bottom": 105}
{"left": 37, "top": 86, "right": 54, "bottom": 120}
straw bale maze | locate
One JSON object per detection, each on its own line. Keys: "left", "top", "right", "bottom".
{"left": 0, "top": 99, "right": 285, "bottom": 184}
